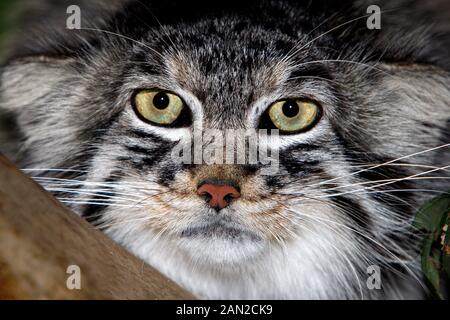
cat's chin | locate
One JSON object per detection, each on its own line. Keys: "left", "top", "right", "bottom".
{"left": 176, "top": 223, "right": 266, "bottom": 266}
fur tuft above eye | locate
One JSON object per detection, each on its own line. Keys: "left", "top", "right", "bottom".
{"left": 133, "top": 89, "right": 188, "bottom": 126}
{"left": 260, "top": 99, "right": 322, "bottom": 134}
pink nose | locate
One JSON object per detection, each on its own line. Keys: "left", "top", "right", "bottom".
{"left": 197, "top": 182, "right": 241, "bottom": 210}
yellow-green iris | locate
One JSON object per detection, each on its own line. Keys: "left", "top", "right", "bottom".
{"left": 268, "top": 99, "right": 320, "bottom": 133}
{"left": 134, "top": 90, "right": 184, "bottom": 125}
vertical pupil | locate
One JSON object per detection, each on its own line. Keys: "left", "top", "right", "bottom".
{"left": 153, "top": 92, "right": 170, "bottom": 109}
{"left": 282, "top": 100, "right": 300, "bottom": 118}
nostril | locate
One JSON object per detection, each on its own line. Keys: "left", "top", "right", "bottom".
{"left": 199, "top": 190, "right": 212, "bottom": 202}
{"left": 223, "top": 194, "right": 233, "bottom": 203}
{"left": 197, "top": 181, "right": 241, "bottom": 210}
{"left": 224, "top": 191, "right": 239, "bottom": 202}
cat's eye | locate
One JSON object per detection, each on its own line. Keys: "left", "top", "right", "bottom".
{"left": 264, "top": 99, "right": 321, "bottom": 133}
{"left": 134, "top": 90, "right": 185, "bottom": 126}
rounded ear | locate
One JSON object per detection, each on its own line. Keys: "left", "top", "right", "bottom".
{"left": 1, "top": 56, "right": 74, "bottom": 113}
{"left": 344, "top": 62, "right": 450, "bottom": 159}
{"left": 0, "top": 56, "right": 79, "bottom": 165}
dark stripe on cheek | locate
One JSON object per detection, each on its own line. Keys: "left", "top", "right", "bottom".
{"left": 326, "top": 194, "right": 372, "bottom": 231}
{"left": 333, "top": 130, "right": 415, "bottom": 217}
{"left": 81, "top": 172, "right": 122, "bottom": 228}
{"left": 266, "top": 144, "right": 327, "bottom": 188}
{"left": 276, "top": 144, "right": 323, "bottom": 175}
{"left": 127, "top": 154, "right": 162, "bottom": 171}
{"left": 125, "top": 144, "right": 154, "bottom": 155}
{"left": 356, "top": 164, "right": 416, "bottom": 218}
{"left": 279, "top": 147, "right": 323, "bottom": 176}
{"left": 128, "top": 128, "right": 162, "bottom": 140}
{"left": 123, "top": 128, "right": 177, "bottom": 170}
{"left": 157, "top": 165, "right": 178, "bottom": 185}
{"left": 282, "top": 159, "right": 322, "bottom": 176}
{"left": 83, "top": 202, "right": 108, "bottom": 227}
{"left": 52, "top": 112, "right": 123, "bottom": 208}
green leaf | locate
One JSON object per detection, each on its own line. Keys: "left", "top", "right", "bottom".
{"left": 442, "top": 212, "right": 450, "bottom": 280}
{"left": 413, "top": 193, "right": 450, "bottom": 232}
{"left": 414, "top": 191, "right": 450, "bottom": 299}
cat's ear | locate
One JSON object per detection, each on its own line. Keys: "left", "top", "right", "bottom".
{"left": 347, "top": 62, "right": 450, "bottom": 158}
{"left": 0, "top": 55, "right": 81, "bottom": 163}
{"left": 1, "top": 55, "right": 75, "bottom": 114}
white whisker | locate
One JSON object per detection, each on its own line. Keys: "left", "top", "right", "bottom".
{"left": 303, "top": 143, "right": 450, "bottom": 190}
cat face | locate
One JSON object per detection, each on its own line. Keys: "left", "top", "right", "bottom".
{"left": 2, "top": 0, "right": 449, "bottom": 299}
{"left": 75, "top": 19, "right": 342, "bottom": 266}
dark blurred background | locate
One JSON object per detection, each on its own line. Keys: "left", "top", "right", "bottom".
{"left": 0, "top": 0, "right": 22, "bottom": 151}
{"left": 0, "top": 0, "right": 22, "bottom": 61}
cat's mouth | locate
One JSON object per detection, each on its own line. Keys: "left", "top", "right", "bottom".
{"left": 177, "top": 218, "right": 265, "bottom": 264}
{"left": 180, "top": 221, "right": 261, "bottom": 241}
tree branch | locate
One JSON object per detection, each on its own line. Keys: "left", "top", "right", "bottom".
{"left": 0, "top": 154, "right": 195, "bottom": 299}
